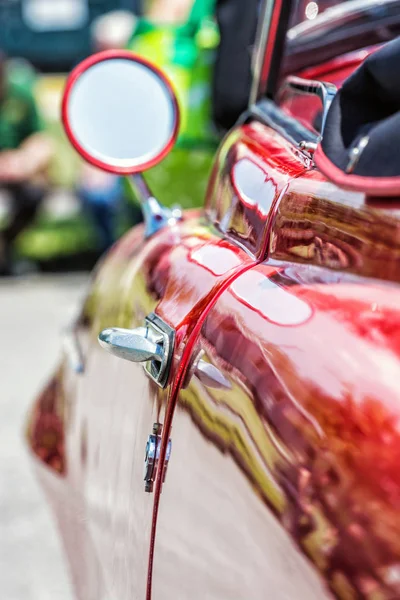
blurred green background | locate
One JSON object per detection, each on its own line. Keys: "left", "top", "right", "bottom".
{"left": 0, "top": 0, "right": 220, "bottom": 269}
{"left": 12, "top": 72, "right": 214, "bottom": 267}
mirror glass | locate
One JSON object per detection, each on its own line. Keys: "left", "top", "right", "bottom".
{"left": 64, "top": 56, "right": 179, "bottom": 173}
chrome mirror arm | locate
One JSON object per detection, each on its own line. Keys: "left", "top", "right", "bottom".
{"left": 130, "top": 173, "right": 182, "bottom": 239}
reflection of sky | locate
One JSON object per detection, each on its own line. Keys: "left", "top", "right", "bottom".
{"left": 231, "top": 270, "right": 312, "bottom": 326}
{"left": 68, "top": 59, "right": 176, "bottom": 168}
{"left": 232, "top": 158, "right": 276, "bottom": 216}
{"left": 190, "top": 245, "right": 241, "bottom": 276}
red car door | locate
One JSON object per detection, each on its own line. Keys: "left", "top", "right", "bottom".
{"left": 152, "top": 252, "right": 400, "bottom": 599}
{"left": 27, "top": 215, "right": 256, "bottom": 599}
{"left": 27, "top": 2, "right": 400, "bottom": 599}
{"left": 148, "top": 118, "right": 323, "bottom": 600}
{"left": 150, "top": 3, "right": 400, "bottom": 599}
{"left": 151, "top": 264, "right": 332, "bottom": 599}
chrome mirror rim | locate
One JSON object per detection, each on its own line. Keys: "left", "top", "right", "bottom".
{"left": 61, "top": 49, "right": 180, "bottom": 175}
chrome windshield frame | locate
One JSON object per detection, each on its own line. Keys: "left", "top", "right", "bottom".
{"left": 250, "top": 0, "right": 294, "bottom": 106}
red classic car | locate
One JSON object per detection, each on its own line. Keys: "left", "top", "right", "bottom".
{"left": 27, "top": 1, "right": 400, "bottom": 599}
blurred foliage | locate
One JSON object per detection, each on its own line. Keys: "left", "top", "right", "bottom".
{"left": 16, "top": 215, "right": 97, "bottom": 259}
{"left": 8, "top": 74, "right": 215, "bottom": 264}
{"left": 144, "top": 147, "right": 214, "bottom": 209}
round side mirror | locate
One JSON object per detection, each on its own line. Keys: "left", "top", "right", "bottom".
{"left": 62, "top": 50, "right": 180, "bottom": 174}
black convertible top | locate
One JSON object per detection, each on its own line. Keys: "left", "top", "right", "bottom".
{"left": 315, "top": 36, "right": 400, "bottom": 196}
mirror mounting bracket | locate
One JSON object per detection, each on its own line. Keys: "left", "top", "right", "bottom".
{"left": 131, "top": 173, "right": 182, "bottom": 239}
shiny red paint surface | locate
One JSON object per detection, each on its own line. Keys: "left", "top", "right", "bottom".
{"left": 26, "top": 214, "right": 254, "bottom": 600}
{"left": 147, "top": 256, "right": 256, "bottom": 599}
{"left": 278, "top": 89, "right": 322, "bottom": 135}
{"left": 26, "top": 37, "right": 400, "bottom": 600}
{"left": 279, "top": 48, "right": 380, "bottom": 138}
{"left": 205, "top": 122, "right": 310, "bottom": 259}
{"left": 149, "top": 44, "right": 400, "bottom": 599}
{"left": 270, "top": 168, "right": 400, "bottom": 283}
{"left": 152, "top": 262, "right": 400, "bottom": 598}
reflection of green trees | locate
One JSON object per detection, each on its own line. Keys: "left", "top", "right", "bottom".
{"left": 179, "top": 380, "right": 286, "bottom": 513}
{"left": 179, "top": 339, "right": 400, "bottom": 598}
{"left": 299, "top": 387, "right": 400, "bottom": 598}
{"left": 266, "top": 342, "right": 400, "bottom": 596}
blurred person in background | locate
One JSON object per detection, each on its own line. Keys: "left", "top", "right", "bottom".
{"left": 125, "top": 0, "right": 220, "bottom": 210}
{"left": 146, "top": 0, "right": 197, "bottom": 23}
{"left": 0, "top": 52, "right": 53, "bottom": 274}
{"left": 90, "top": 9, "right": 138, "bottom": 51}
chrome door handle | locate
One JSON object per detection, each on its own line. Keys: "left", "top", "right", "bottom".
{"left": 98, "top": 313, "right": 175, "bottom": 389}
{"left": 98, "top": 314, "right": 230, "bottom": 391}
{"left": 98, "top": 326, "right": 164, "bottom": 363}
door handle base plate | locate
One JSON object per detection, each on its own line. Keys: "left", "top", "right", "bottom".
{"left": 144, "top": 313, "right": 175, "bottom": 388}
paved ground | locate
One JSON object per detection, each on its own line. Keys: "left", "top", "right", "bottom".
{"left": 0, "top": 274, "right": 88, "bottom": 600}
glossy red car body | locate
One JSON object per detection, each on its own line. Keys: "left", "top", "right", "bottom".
{"left": 26, "top": 2, "right": 400, "bottom": 599}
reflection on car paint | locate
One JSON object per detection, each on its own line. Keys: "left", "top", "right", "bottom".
{"left": 271, "top": 169, "right": 400, "bottom": 281}
{"left": 158, "top": 263, "right": 400, "bottom": 599}
{"left": 27, "top": 371, "right": 66, "bottom": 475}
{"left": 206, "top": 122, "right": 309, "bottom": 258}
{"left": 189, "top": 243, "right": 242, "bottom": 276}
{"left": 231, "top": 157, "right": 277, "bottom": 216}
{"left": 298, "top": 47, "right": 378, "bottom": 88}
{"left": 230, "top": 269, "right": 313, "bottom": 326}
{"left": 26, "top": 214, "right": 255, "bottom": 600}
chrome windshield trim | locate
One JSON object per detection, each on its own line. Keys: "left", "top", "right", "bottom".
{"left": 250, "top": 0, "right": 275, "bottom": 105}
{"left": 288, "top": 0, "right": 400, "bottom": 43}
{"left": 250, "top": 0, "right": 294, "bottom": 104}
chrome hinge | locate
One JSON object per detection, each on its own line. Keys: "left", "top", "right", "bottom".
{"left": 144, "top": 422, "right": 172, "bottom": 493}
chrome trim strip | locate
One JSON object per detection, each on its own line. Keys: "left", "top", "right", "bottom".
{"left": 250, "top": 0, "right": 276, "bottom": 105}
{"left": 250, "top": 0, "right": 294, "bottom": 105}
